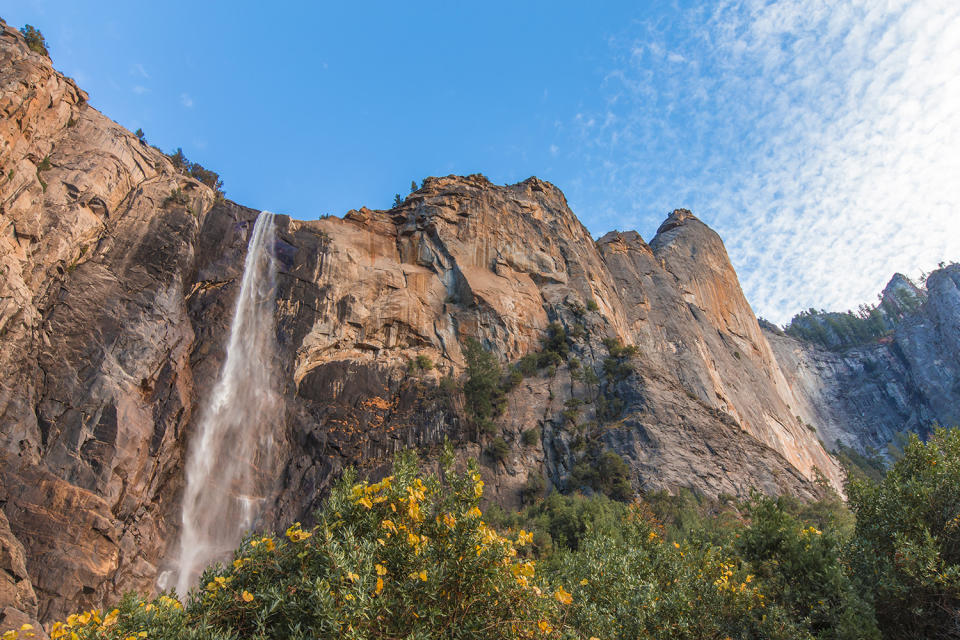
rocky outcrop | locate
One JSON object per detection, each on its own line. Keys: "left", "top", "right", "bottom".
{"left": 768, "top": 266, "right": 960, "bottom": 455}
{"left": 0, "top": 19, "right": 211, "bottom": 624}
{"left": 0, "top": 18, "right": 847, "bottom": 626}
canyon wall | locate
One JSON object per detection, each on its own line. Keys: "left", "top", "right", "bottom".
{"left": 3, "top": 19, "right": 951, "bottom": 629}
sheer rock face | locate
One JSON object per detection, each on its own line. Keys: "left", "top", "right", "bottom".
{"left": 768, "top": 265, "right": 960, "bottom": 454}
{"left": 0, "top": 21, "right": 850, "bottom": 625}
{"left": 0, "top": 20, "right": 210, "bottom": 623}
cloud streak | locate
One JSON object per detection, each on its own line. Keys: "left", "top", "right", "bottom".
{"left": 567, "top": 0, "right": 960, "bottom": 324}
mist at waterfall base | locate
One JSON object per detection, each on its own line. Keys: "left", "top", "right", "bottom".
{"left": 163, "top": 212, "right": 283, "bottom": 597}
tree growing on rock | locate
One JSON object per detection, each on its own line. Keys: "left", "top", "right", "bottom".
{"left": 19, "top": 25, "right": 48, "bottom": 57}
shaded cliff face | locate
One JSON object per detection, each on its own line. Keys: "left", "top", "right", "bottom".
{"left": 0, "top": 21, "right": 842, "bottom": 627}
{"left": 769, "top": 265, "right": 960, "bottom": 455}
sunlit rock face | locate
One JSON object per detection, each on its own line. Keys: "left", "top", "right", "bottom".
{"left": 0, "top": 18, "right": 934, "bottom": 627}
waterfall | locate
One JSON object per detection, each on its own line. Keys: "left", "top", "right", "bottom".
{"left": 168, "top": 211, "right": 282, "bottom": 596}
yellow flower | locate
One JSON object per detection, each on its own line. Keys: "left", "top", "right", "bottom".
{"left": 442, "top": 512, "right": 457, "bottom": 528}
{"left": 241, "top": 591, "right": 254, "bottom": 602}
{"left": 419, "top": 570, "right": 428, "bottom": 582}
{"left": 138, "top": 633, "right": 148, "bottom": 638}
{"left": 344, "top": 594, "right": 355, "bottom": 601}
{"left": 347, "top": 572, "right": 360, "bottom": 583}
{"left": 262, "top": 537, "right": 275, "bottom": 551}
{"left": 286, "top": 524, "right": 312, "bottom": 542}
{"left": 357, "top": 496, "right": 373, "bottom": 509}
{"left": 516, "top": 529, "right": 533, "bottom": 546}
{"left": 579, "top": 578, "right": 589, "bottom": 586}
{"left": 2, "top": 631, "right": 16, "bottom": 640}
{"left": 375, "top": 577, "right": 384, "bottom": 595}
{"left": 554, "top": 586, "right": 573, "bottom": 605}
{"left": 466, "top": 506, "right": 482, "bottom": 518}
{"left": 538, "top": 620, "right": 552, "bottom": 634}
{"left": 407, "top": 533, "right": 420, "bottom": 547}
{"left": 375, "top": 564, "right": 387, "bottom": 576}
{"left": 19, "top": 626, "right": 33, "bottom": 632}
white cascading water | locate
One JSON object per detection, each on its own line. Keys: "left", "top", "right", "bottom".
{"left": 168, "top": 211, "right": 282, "bottom": 596}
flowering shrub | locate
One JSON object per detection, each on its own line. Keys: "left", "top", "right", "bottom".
{"left": 29, "top": 451, "right": 572, "bottom": 640}
{"left": 191, "top": 451, "right": 568, "bottom": 638}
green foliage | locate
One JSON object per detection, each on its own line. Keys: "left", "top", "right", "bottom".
{"left": 833, "top": 442, "right": 886, "bottom": 485}
{"left": 163, "top": 188, "right": 189, "bottom": 208}
{"left": 515, "top": 353, "right": 540, "bottom": 378}
{"left": 393, "top": 193, "right": 403, "bottom": 207}
{"left": 20, "top": 25, "right": 49, "bottom": 56}
{"left": 462, "top": 338, "right": 505, "bottom": 436}
{"left": 487, "top": 436, "right": 510, "bottom": 463}
{"left": 848, "top": 428, "right": 960, "bottom": 638}
{"left": 37, "top": 156, "right": 52, "bottom": 172}
{"left": 410, "top": 180, "right": 418, "bottom": 192}
{"left": 554, "top": 506, "right": 807, "bottom": 640}
{"left": 135, "top": 128, "right": 146, "bottom": 141}
{"left": 522, "top": 427, "right": 540, "bottom": 446}
{"left": 586, "top": 299, "right": 600, "bottom": 312}
{"left": 520, "top": 472, "right": 548, "bottom": 505}
{"left": 47, "top": 452, "right": 569, "bottom": 639}
{"left": 408, "top": 354, "right": 434, "bottom": 374}
{"left": 167, "top": 148, "right": 224, "bottom": 197}
{"left": 781, "top": 288, "right": 924, "bottom": 351}
{"left": 570, "top": 449, "right": 633, "bottom": 501}
{"left": 737, "top": 496, "right": 879, "bottom": 639}
{"left": 41, "top": 432, "right": 960, "bottom": 640}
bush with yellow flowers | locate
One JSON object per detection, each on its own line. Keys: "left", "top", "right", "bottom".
{"left": 187, "top": 449, "right": 570, "bottom": 639}
{"left": 32, "top": 450, "right": 573, "bottom": 640}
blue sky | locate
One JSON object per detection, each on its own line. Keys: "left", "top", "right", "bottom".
{"left": 6, "top": 1, "right": 960, "bottom": 324}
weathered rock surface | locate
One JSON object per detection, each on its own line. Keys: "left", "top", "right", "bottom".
{"left": 769, "top": 265, "right": 960, "bottom": 455}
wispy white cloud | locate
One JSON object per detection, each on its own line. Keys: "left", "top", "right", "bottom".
{"left": 131, "top": 63, "right": 149, "bottom": 78}
{"left": 132, "top": 85, "right": 149, "bottom": 95}
{"left": 567, "top": 0, "right": 960, "bottom": 324}
{"left": 180, "top": 93, "right": 194, "bottom": 108}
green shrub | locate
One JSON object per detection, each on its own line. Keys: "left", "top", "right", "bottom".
{"left": 393, "top": 193, "right": 403, "bottom": 207}
{"left": 586, "top": 299, "right": 600, "bottom": 312}
{"left": 848, "top": 428, "right": 960, "bottom": 638}
{"left": 163, "top": 188, "right": 189, "bottom": 208}
{"left": 20, "top": 25, "right": 49, "bottom": 56}
{"left": 737, "top": 496, "right": 879, "bottom": 639}
{"left": 167, "top": 148, "right": 224, "bottom": 197}
{"left": 45, "top": 453, "right": 568, "bottom": 640}
{"left": 554, "top": 505, "right": 807, "bottom": 640}
{"left": 521, "top": 472, "right": 548, "bottom": 505}
{"left": 487, "top": 436, "right": 510, "bottom": 463}
{"left": 462, "top": 338, "right": 505, "bottom": 438}
{"left": 570, "top": 450, "right": 633, "bottom": 501}
{"left": 522, "top": 427, "right": 540, "bottom": 446}
{"left": 407, "top": 354, "right": 433, "bottom": 373}
{"left": 515, "top": 354, "right": 540, "bottom": 377}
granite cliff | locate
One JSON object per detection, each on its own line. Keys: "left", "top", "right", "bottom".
{"left": 768, "top": 265, "right": 960, "bottom": 458}
{"left": 0, "top": 19, "right": 950, "bottom": 630}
